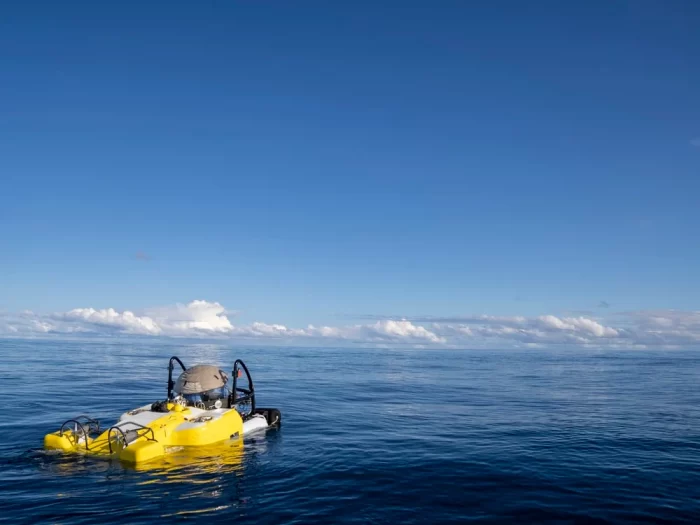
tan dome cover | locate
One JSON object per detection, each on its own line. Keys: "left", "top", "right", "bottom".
{"left": 174, "top": 365, "right": 229, "bottom": 394}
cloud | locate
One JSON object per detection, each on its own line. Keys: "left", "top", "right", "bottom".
{"left": 0, "top": 301, "right": 445, "bottom": 346}
{"left": 56, "top": 308, "right": 162, "bottom": 335}
{"left": 691, "top": 137, "right": 700, "bottom": 148}
{"left": 50, "top": 301, "right": 235, "bottom": 337}
{"left": 234, "top": 319, "right": 445, "bottom": 345}
{"left": 0, "top": 310, "right": 56, "bottom": 335}
{"left": 431, "top": 314, "right": 622, "bottom": 346}
{"left": 145, "top": 300, "right": 234, "bottom": 334}
{"left": 342, "top": 320, "right": 445, "bottom": 345}
{"left": 2, "top": 302, "right": 700, "bottom": 348}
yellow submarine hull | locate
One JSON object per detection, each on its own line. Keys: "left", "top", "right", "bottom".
{"left": 44, "top": 403, "right": 249, "bottom": 465}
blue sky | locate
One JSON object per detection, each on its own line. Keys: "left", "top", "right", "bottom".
{"left": 1, "top": 1, "right": 699, "bottom": 347}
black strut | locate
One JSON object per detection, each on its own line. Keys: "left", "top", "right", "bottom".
{"left": 167, "top": 356, "right": 186, "bottom": 399}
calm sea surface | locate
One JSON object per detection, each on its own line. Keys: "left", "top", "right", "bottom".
{"left": 1, "top": 339, "right": 700, "bottom": 523}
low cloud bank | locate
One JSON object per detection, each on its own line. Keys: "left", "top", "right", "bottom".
{"left": 1, "top": 301, "right": 699, "bottom": 348}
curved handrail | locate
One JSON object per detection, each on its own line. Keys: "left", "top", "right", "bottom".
{"left": 107, "top": 423, "right": 156, "bottom": 454}
{"left": 65, "top": 415, "right": 100, "bottom": 434}
{"left": 231, "top": 359, "right": 256, "bottom": 415}
{"left": 167, "top": 355, "right": 187, "bottom": 399}
{"left": 59, "top": 419, "right": 94, "bottom": 451}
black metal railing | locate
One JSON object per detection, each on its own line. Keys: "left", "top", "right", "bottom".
{"left": 107, "top": 422, "right": 157, "bottom": 454}
{"left": 59, "top": 416, "right": 101, "bottom": 451}
{"left": 167, "top": 356, "right": 187, "bottom": 399}
{"left": 231, "top": 359, "right": 256, "bottom": 416}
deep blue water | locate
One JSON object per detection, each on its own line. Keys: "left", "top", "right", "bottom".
{"left": 2, "top": 340, "right": 700, "bottom": 523}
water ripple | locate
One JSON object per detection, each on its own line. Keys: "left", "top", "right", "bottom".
{"left": 1, "top": 341, "right": 700, "bottom": 523}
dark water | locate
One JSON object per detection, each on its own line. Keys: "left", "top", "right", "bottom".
{"left": 1, "top": 340, "right": 700, "bottom": 523}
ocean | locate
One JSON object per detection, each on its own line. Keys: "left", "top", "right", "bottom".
{"left": 1, "top": 339, "right": 700, "bottom": 523}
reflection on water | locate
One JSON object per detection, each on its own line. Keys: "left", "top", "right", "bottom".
{"left": 138, "top": 439, "right": 248, "bottom": 518}
{"left": 32, "top": 429, "right": 278, "bottom": 520}
{"left": 135, "top": 439, "right": 245, "bottom": 479}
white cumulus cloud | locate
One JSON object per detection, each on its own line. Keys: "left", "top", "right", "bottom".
{"left": 47, "top": 300, "right": 234, "bottom": 337}
{"left": 2, "top": 301, "right": 700, "bottom": 349}
{"left": 535, "top": 315, "right": 619, "bottom": 338}
{"left": 363, "top": 320, "right": 445, "bottom": 344}
{"left": 58, "top": 308, "right": 162, "bottom": 335}
{"left": 146, "top": 300, "right": 233, "bottom": 334}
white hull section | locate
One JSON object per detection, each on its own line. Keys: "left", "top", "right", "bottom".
{"left": 242, "top": 414, "right": 269, "bottom": 435}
